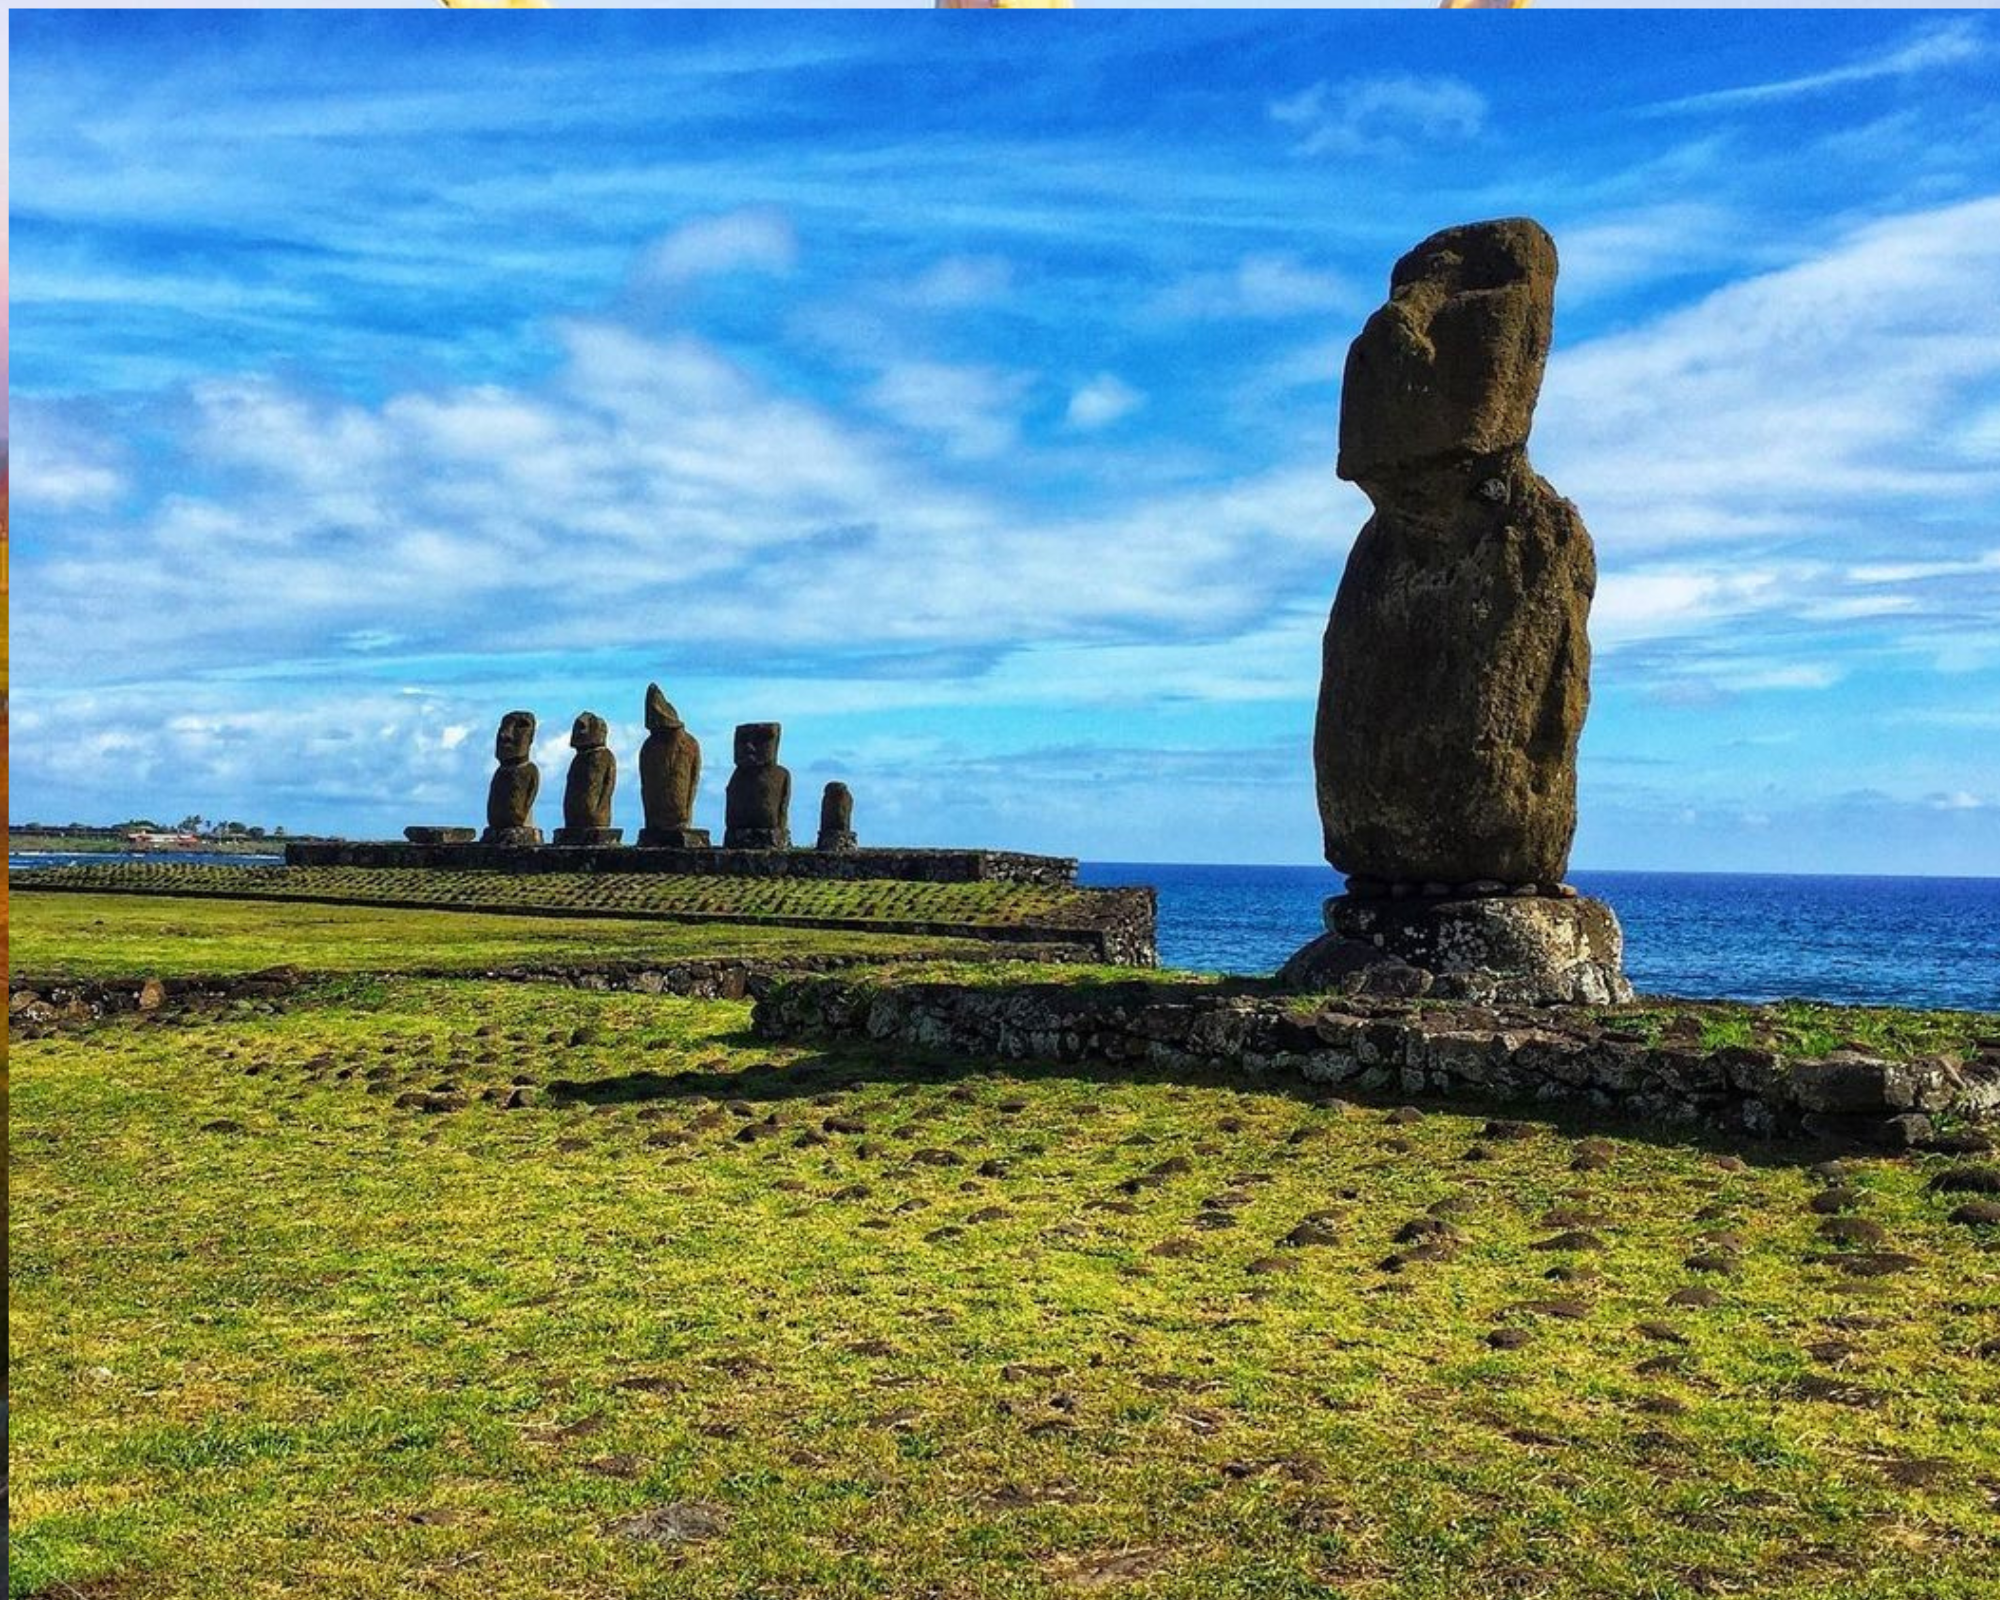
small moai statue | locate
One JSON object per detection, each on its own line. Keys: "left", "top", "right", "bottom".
{"left": 637, "top": 683, "right": 709, "bottom": 849}
{"left": 816, "top": 781, "right": 857, "bottom": 853}
{"left": 723, "top": 722, "right": 792, "bottom": 849}
{"left": 482, "top": 710, "right": 542, "bottom": 845}
{"left": 554, "top": 711, "right": 623, "bottom": 845}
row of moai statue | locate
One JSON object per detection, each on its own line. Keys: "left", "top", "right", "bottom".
{"left": 481, "top": 685, "right": 857, "bottom": 852}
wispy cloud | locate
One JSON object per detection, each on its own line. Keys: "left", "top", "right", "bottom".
{"left": 1065, "top": 374, "right": 1144, "bottom": 432}
{"left": 1648, "top": 18, "right": 1986, "bottom": 115}
{"left": 633, "top": 207, "right": 797, "bottom": 286}
{"left": 1153, "top": 254, "right": 1354, "bottom": 321}
{"left": 1270, "top": 74, "right": 1486, "bottom": 157}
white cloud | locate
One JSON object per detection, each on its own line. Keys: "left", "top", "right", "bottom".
{"left": 1549, "top": 202, "right": 1747, "bottom": 303}
{"left": 634, "top": 207, "right": 797, "bottom": 285}
{"left": 862, "top": 360, "right": 1033, "bottom": 460}
{"left": 901, "top": 255, "right": 1012, "bottom": 309}
{"left": 1270, "top": 74, "right": 1486, "bottom": 158}
{"left": 1153, "top": 254, "right": 1353, "bottom": 321}
{"left": 8, "top": 406, "right": 127, "bottom": 510}
{"left": 1649, "top": 19, "right": 1987, "bottom": 115}
{"left": 1065, "top": 373, "right": 1143, "bottom": 431}
{"left": 1539, "top": 194, "right": 2000, "bottom": 558}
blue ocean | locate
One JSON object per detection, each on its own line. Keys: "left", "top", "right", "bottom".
{"left": 10, "top": 852, "right": 1996, "bottom": 1012}
{"left": 1080, "top": 864, "right": 2000, "bottom": 1013}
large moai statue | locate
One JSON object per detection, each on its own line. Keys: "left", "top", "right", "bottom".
{"left": 724, "top": 722, "right": 792, "bottom": 850}
{"left": 554, "top": 712, "right": 623, "bottom": 846}
{"left": 637, "top": 684, "right": 709, "bottom": 849}
{"left": 1285, "top": 218, "right": 1629, "bottom": 1005}
{"left": 816, "top": 782, "right": 857, "bottom": 853}
{"left": 482, "top": 710, "right": 543, "bottom": 846}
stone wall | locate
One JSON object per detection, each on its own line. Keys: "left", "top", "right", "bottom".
{"left": 754, "top": 976, "right": 2000, "bottom": 1148}
{"left": 285, "top": 841, "right": 1077, "bottom": 886}
{"left": 7, "top": 946, "right": 1105, "bottom": 1038}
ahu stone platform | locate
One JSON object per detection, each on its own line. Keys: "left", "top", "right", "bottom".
{"left": 285, "top": 841, "right": 1078, "bottom": 887}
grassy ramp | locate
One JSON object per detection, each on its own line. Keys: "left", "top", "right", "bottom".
{"left": 10, "top": 976, "right": 2000, "bottom": 1599}
{"left": 6, "top": 892, "right": 987, "bottom": 980}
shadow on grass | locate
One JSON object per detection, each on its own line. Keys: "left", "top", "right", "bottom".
{"left": 544, "top": 1032, "right": 1836, "bottom": 1171}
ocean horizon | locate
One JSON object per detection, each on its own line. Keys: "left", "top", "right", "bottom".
{"left": 13, "top": 851, "right": 1998, "bottom": 1013}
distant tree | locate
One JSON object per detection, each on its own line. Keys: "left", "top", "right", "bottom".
{"left": 175, "top": 814, "right": 206, "bottom": 834}
{"left": 272, "top": 825, "right": 287, "bottom": 838}
{"left": 247, "top": 826, "right": 267, "bottom": 840}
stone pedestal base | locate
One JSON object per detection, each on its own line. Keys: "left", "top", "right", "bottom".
{"left": 481, "top": 826, "right": 543, "bottom": 847}
{"left": 553, "top": 827, "right": 623, "bottom": 847}
{"left": 724, "top": 828, "right": 791, "bottom": 851}
{"left": 1280, "top": 893, "right": 1632, "bottom": 1006}
{"left": 639, "top": 827, "right": 712, "bottom": 849}
{"left": 404, "top": 826, "right": 476, "bottom": 846}
{"left": 816, "top": 830, "right": 858, "bottom": 854}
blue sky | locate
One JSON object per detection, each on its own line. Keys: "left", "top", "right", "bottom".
{"left": 9, "top": 8, "right": 2000, "bottom": 872}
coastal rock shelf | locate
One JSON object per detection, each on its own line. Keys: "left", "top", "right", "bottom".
{"left": 755, "top": 975, "right": 2000, "bottom": 1147}
{"left": 12, "top": 862, "right": 1157, "bottom": 966}
{"left": 285, "top": 840, "right": 1077, "bottom": 886}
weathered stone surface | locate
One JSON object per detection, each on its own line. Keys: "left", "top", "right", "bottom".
{"left": 724, "top": 722, "right": 792, "bottom": 850}
{"left": 637, "top": 684, "right": 705, "bottom": 849}
{"left": 817, "top": 781, "right": 858, "bottom": 853}
{"left": 751, "top": 978, "right": 1996, "bottom": 1145}
{"left": 1315, "top": 218, "right": 1595, "bottom": 889}
{"left": 482, "top": 710, "right": 542, "bottom": 846}
{"left": 555, "top": 712, "right": 621, "bottom": 846}
{"left": 1282, "top": 894, "right": 1631, "bottom": 1006}
{"left": 403, "top": 826, "right": 475, "bottom": 846}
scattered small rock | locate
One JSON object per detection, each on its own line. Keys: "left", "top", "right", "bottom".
{"left": 1809, "top": 1187, "right": 1863, "bottom": 1214}
{"left": 1928, "top": 1166, "right": 2000, "bottom": 1195}
{"left": 1816, "top": 1216, "right": 1888, "bottom": 1248}
{"left": 1532, "top": 1230, "right": 1606, "bottom": 1252}
{"left": 607, "top": 1501, "right": 728, "bottom": 1544}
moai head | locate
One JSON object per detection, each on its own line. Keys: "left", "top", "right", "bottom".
{"left": 644, "top": 683, "right": 684, "bottom": 733}
{"left": 570, "top": 712, "right": 609, "bottom": 752}
{"left": 734, "top": 722, "right": 781, "bottom": 767}
{"left": 494, "top": 710, "right": 537, "bottom": 764}
{"left": 1337, "top": 217, "right": 1557, "bottom": 489}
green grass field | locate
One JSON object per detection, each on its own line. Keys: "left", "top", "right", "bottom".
{"left": 6, "top": 893, "right": 989, "bottom": 980}
{"left": 11, "top": 966, "right": 2000, "bottom": 1599}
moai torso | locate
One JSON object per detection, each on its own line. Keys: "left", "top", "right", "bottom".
{"left": 724, "top": 722, "right": 791, "bottom": 849}
{"left": 816, "top": 781, "right": 857, "bottom": 852}
{"left": 555, "top": 712, "right": 621, "bottom": 844}
{"left": 483, "top": 711, "right": 542, "bottom": 843}
{"left": 638, "top": 684, "right": 702, "bottom": 833}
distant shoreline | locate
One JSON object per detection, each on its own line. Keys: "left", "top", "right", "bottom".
{"left": 6, "top": 834, "right": 294, "bottom": 857}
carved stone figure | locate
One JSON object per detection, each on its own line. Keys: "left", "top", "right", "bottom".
{"left": 724, "top": 722, "right": 791, "bottom": 849}
{"left": 482, "top": 710, "right": 542, "bottom": 845}
{"left": 638, "top": 683, "right": 709, "bottom": 848}
{"left": 816, "top": 781, "right": 857, "bottom": 853}
{"left": 1285, "top": 219, "right": 1629, "bottom": 1005}
{"left": 1316, "top": 217, "right": 1592, "bottom": 888}
{"left": 554, "top": 711, "right": 622, "bottom": 845}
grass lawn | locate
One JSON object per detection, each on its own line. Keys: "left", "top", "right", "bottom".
{"left": 7, "top": 892, "right": 987, "bottom": 980}
{"left": 10, "top": 976, "right": 2000, "bottom": 1599}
